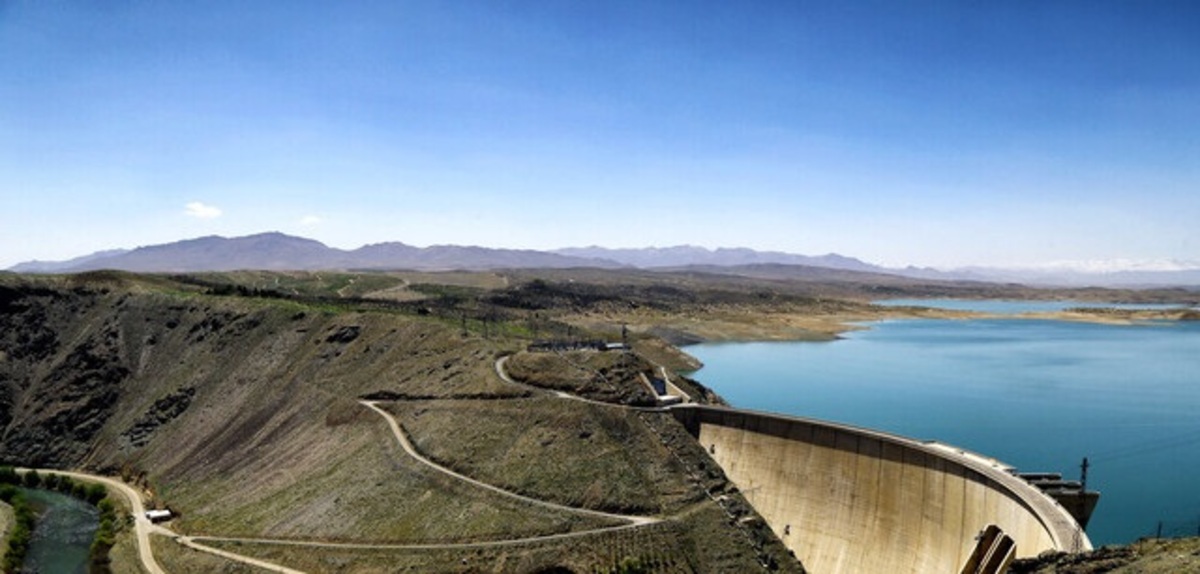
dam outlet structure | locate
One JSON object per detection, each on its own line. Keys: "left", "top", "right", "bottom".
{"left": 671, "top": 405, "right": 1094, "bottom": 574}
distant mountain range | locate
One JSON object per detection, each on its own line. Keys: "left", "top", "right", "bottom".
{"left": 8, "top": 232, "right": 1200, "bottom": 287}
{"left": 8, "top": 233, "right": 620, "bottom": 273}
{"left": 552, "top": 246, "right": 879, "bottom": 272}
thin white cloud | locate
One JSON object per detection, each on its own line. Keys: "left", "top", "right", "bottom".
{"left": 185, "top": 202, "right": 222, "bottom": 219}
{"left": 299, "top": 215, "right": 322, "bottom": 226}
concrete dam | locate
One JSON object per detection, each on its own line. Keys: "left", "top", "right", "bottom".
{"left": 671, "top": 405, "right": 1094, "bottom": 574}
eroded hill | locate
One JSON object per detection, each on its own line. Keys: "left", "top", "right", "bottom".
{"left": 0, "top": 273, "right": 799, "bottom": 573}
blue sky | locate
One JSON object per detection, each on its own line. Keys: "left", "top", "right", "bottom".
{"left": 2, "top": 1, "right": 1197, "bottom": 269}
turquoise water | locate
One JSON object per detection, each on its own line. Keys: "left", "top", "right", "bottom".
{"left": 875, "top": 298, "right": 1187, "bottom": 314}
{"left": 19, "top": 488, "right": 98, "bottom": 574}
{"left": 688, "top": 316, "right": 1200, "bottom": 546}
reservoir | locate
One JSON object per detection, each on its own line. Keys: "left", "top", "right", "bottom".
{"left": 18, "top": 487, "right": 98, "bottom": 574}
{"left": 873, "top": 298, "right": 1188, "bottom": 314}
{"left": 687, "top": 308, "right": 1200, "bottom": 546}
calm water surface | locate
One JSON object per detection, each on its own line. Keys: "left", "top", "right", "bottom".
{"left": 688, "top": 314, "right": 1200, "bottom": 546}
{"left": 19, "top": 488, "right": 97, "bottom": 574}
{"left": 875, "top": 298, "right": 1186, "bottom": 314}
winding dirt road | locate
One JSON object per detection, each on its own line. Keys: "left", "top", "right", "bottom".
{"left": 174, "top": 536, "right": 305, "bottom": 573}
{"left": 493, "top": 355, "right": 666, "bottom": 412}
{"left": 20, "top": 469, "right": 302, "bottom": 574}
{"left": 360, "top": 400, "right": 659, "bottom": 526}
{"left": 9, "top": 355, "right": 671, "bottom": 573}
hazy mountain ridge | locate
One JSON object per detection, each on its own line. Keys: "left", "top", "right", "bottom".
{"left": 10, "top": 248, "right": 132, "bottom": 273}
{"left": 553, "top": 245, "right": 879, "bottom": 272}
{"left": 8, "top": 233, "right": 891, "bottom": 276}
{"left": 10, "top": 233, "right": 624, "bottom": 273}
{"left": 9, "top": 232, "right": 1200, "bottom": 286}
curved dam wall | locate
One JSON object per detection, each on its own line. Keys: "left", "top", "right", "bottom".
{"left": 672, "top": 405, "right": 1091, "bottom": 574}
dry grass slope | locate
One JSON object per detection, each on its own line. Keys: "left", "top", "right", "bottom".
{"left": 1010, "top": 537, "right": 1200, "bottom": 573}
{"left": 390, "top": 397, "right": 698, "bottom": 515}
{"left": 0, "top": 273, "right": 801, "bottom": 572}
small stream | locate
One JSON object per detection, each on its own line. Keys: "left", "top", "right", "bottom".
{"left": 17, "top": 487, "right": 98, "bottom": 574}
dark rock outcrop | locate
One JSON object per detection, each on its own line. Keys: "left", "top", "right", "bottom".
{"left": 0, "top": 282, "right": 145, "bottom": 466}
{"left": 121, "top": 387, "right": 196, "bottom": 447}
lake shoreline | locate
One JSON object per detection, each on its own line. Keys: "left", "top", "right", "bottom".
{"left": 684, "top": 315, "right": 1200, "bottom": 546}
{"left": 667, "top": 304, "right": 1199, "bottom": 346}
{"left": 631, "top": 303, "right": 1200, "bottom": 371}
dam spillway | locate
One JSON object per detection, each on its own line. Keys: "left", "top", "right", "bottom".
{"left": 671, "top": 405, "right": 1092, "bottom": 574}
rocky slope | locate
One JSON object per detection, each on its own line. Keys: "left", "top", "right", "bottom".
{"left": 0, "top": 272, "right": 798, "bottom": 573}
{"left": 1009, "top": 537, "right": 1200, "bottom": 573}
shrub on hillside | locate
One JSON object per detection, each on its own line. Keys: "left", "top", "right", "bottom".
{"left": 20, "top": 471, "right": 39, "bottom": 489}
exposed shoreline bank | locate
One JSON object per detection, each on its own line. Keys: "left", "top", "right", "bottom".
{"left": 654, "top": 305, "right": 1199, "bottom": 345}
{"left": 611, "top": 305, "right": 1199, "bottom": 372}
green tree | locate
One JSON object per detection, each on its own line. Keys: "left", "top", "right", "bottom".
{"left": 89, "top": 498, "right": 119, "bottom": 573}
{"left": 42, "top": 472, "right": 61, "bottom": 491}
{"left": 86, "top": 483, "right": 107, "bottom": 504}
{"left": 20, "top": 470, "right": 39, "bottom": 489}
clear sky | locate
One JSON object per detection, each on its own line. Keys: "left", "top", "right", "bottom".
{"left": 2, "top": 1, "right": 1197, "bottom": 270}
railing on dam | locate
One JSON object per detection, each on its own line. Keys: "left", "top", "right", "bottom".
{"left": 670, "top": 405, "right": 1092, "bottom": 574}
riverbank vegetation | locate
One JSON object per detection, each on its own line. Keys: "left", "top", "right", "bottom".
{"left": 0, "top": 489, "right": 32, "bottom": 574}
{"left": 0, "top": 468, "right": 121, "bottom": 573}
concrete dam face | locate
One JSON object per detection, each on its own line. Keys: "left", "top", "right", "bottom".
{"left": 672, "top": 406, "right": 1092, "bottom": 574}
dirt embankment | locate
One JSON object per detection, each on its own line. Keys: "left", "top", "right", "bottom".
{"left": 564, "top": 302, "right": 977, "bottom": 345}
{"left": 0, "top": 499, "right": 12, "bottom": 562}
{"left": 581, "top": 303, "right": 1198, "bottom": 345}
{"left": 1028, "top": 307, "right": 1200, "bottom": 325}
{"left": 1010, "top": 537, "right": 1200, "bottom": 573}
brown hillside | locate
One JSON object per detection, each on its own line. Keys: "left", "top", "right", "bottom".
{"left": 0, "top": 273, "right": 799, "bottom": 572}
